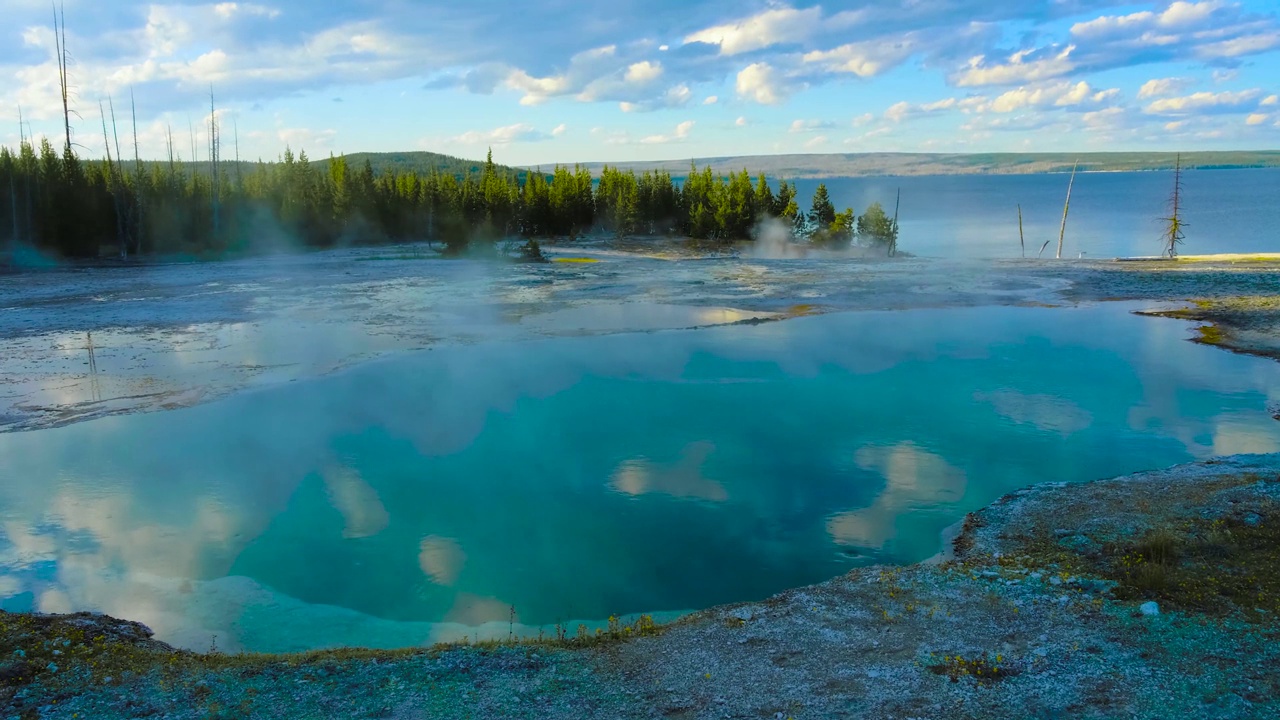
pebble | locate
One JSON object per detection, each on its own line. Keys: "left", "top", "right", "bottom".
{"left": 1049, "top": 577, "right": 1063, "bottom": 586}
{"left": 1140, "top": 601, "right": 1160, "bottom": 616}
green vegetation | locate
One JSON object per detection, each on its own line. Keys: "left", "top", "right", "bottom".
{"left": 1102, "top": 510, "right": 1280, "bottom": 620}
{"left": 1, "top": 141, "right": 903, "bottom": 260}
{"left": 927, "top": 653, "right": 1018, "bottom": 685}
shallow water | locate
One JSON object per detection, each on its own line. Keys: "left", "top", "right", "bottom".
{"left": 1, "top": 304, "right": 1278, "bottom": 652}
{"left": 795, "top": 168, "right": 1280, "bottom": 258}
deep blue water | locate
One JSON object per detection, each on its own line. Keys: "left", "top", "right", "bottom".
{"left": 792, "top": 168, "right": 1280, "bottom": 258}
{"left": 0, "top": 304, "right": 1278, "bottom": 651}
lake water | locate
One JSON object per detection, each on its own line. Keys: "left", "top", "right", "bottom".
{"left": 792, "top": 168, "right": 1280, "bottom": 258}
{"left": 1, "top": 304, "right": 1278, "bottom": 652}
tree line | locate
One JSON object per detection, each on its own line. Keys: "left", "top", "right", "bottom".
{"left": 1, "top": 141, "right": 900, "bottom": 260}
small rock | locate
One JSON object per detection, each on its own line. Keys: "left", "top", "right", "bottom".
{"left": 1049, "top": 577, "right": 1063, "bottom": 586}
{"left": 867, "top": 669, "right": 881, "bottom": 678}
{"left": 46, "top": 662, "right": 58, "bottom": 673}
{"left": 1140, "top": 601, "right": 1160, "bottom": 616}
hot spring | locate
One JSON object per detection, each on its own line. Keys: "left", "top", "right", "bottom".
{"left": 1, "top": 303, "right": 1278, "bottom": 652}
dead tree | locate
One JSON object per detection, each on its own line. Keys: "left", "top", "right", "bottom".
{"left": 1055, "top": 161, "right": 1078, "bottom": 260}
{"left": 1163, "top": 154, "right": 1186, "bottom": 258}
{"left": 1018, "top": 204, "right": 1025, "bottom": 258}
{"left": 53, "top": 3, "right": 73, "bottom": 154}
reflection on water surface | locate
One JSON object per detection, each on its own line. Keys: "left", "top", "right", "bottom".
{"left": 1, "top": 304, "right": 1278, "bottom": 652}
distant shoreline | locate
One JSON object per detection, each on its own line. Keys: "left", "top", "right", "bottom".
{"left": 551, "top": 150, "right": 1280, "bottom": 179}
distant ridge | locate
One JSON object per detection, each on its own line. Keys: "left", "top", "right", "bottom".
{"left": 125, "top": 150, "right": 1280, "bottom": 180}
{"left": 560, "top": 151, "right": 1280, "bottom": 179}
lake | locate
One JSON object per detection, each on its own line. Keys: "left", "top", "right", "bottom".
{"left": 1, "top": 303, "right": 1277, "bottom": 652}
{"left": 791, "top": 168, "right": 1280, "bottom": 258}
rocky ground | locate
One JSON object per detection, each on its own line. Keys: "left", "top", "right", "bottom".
{"left": 3, "top": 455, "right": 1278, "bottom": 720}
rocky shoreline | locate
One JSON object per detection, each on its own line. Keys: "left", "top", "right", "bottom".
{"left": 4, "top": 455, "right": 1278, "bottom": 719}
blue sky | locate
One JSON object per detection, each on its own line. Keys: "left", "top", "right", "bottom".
{"left": 2, "top": 0, "right": 1279, "bottom": 165}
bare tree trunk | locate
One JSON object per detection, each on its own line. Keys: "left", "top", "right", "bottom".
{"left": 1018, "top": 204, "right": 1024, "bottom": 258}
{"left": 1165, "top": 154, "right": 1184, "bottom": 259}
{"left": 101, "top": 101, "right": 126, "bottom": 259}
{"left": 108, "top": 97, "right": 127, "bottom": 259}
{"left": 131, "top": 88, "right": 143, "bottom": 257}
{"left": 1055, "top": 161, "right": 1078, "bottom": 260}
{"left": 889, "top": 187, "right": 900, "bottom": 258}
{"left": 209, "top": 87, "right": 220, "bottom": 240}
{"left": 54, "top": 3, "right": 73, "bottom": 155}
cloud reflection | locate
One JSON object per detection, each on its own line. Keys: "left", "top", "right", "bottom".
{"left": 827, "top": 442, "right": 967, "bottom": 548}
{"left": 610, "top": 441, "right": 729, "bottom": 502}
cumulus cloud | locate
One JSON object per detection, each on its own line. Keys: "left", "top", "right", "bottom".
{"left": 1144, "top": 89, "right": 1262, "bottom": 114}
{"left": 953, "top": 46, "right": 1078, "bottom": 87}
{"left": 883, "top": 97, "right": 964, "bottom": 122}
{"left": 450, "top": 123, "right": 552, "bottom": 145}
{"left": 788, "top": 119, "right": 836, "bottom": 133}
{"left": 683, "top": 6, "right": 821, "bottom": 56}
{"left": 984, "top": 80, "right": 1119, "bottom": 112}
{"left": 4, "top": 0, "right": 1280, "bottom": 156}
{"left": 624, "top": 61, "right": 662, "bottom": 84}
{"left": 735, "top": 62, "right": 793, "bottom": 105}
{"left": 1138, "top": 77, "right": 1193, "bottom": 99}
{"left": 639, "top": 120, "right": 695, "bottom": 144}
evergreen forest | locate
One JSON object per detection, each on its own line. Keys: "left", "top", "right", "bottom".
{"left": 1, "top": 140, "right": 899, "bottom": 260}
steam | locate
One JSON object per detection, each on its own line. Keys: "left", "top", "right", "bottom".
{"left": 745, "top": 217, "right": 809, "bottom": 259}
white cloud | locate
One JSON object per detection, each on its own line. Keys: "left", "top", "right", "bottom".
{"left": 803, "top": 135, "right": 828, "bottom": 149}
{"left": 852, "top": 113, "right": 875, "bottom": 127}
{"left": 1144, "top": 89, "right": 1262, "bottom": 114}
{"left": 1138, "top": 77, "right": 1192, "bottom": 99}
{"left": 953, "top": 45, "right": 1077, "bottom": 87}
{"left": 734, "top": 116, "right": 748, "bottom": 127}
{"left": 213, "top": 3, "right": 282, "bottom": 21}
{"left": 1245, "top": 113, "right": 1269, "bottom": 125}
{"left": 735, "top": 62, "right": 791, "bottom": 105}
{"left": 883, "top": 96, "right": 965, "bottom": 123}
{"left": 1261, "top": 95, "right": 1279, "bottom": 107}
{"left": 624, "top": 61, "right": 662, "bottom": 84}
{"left": 788, "top": 118, "right": 836, "bottom": 133}
{"left": 551, "top": 123, "right": 567, "bottom": 137}
{"left": 639, "top": 120, "right": 695, "bottom": 144}
{"left": 802, "top": 36, "right": 920, "bottom": 78}
{"left": 703, "top": 95, "right": 718, "bottom": 105}
{"left": 450, "top": 123, "right": 551, "bottom": 145}
{"left": 984, "top": 81, "right": 1116, "bottom": 113}
{"left": 684, "top": 6, "right": 821, "bottom": 56}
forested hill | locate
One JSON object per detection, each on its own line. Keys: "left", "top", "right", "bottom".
{"left": 569, "top": 151, "right": 1280, "bottom": 179}
{"left": 315, "top": 151, "right": 518, "bottom": 178}
{"left": 136, "top": 151, "right": 515, "bottom": 180}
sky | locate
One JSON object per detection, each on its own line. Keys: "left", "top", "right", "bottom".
{"left": 1, "top": 0, "right": 1279, "bottom": 165}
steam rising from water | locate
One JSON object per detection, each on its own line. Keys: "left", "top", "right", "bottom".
{"left": 745, "top": 217, "right": 809, "bottom": 259}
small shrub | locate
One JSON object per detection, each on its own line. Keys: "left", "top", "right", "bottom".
{"left": 927, "top": 654, "right": 1018, "bottom": 685}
